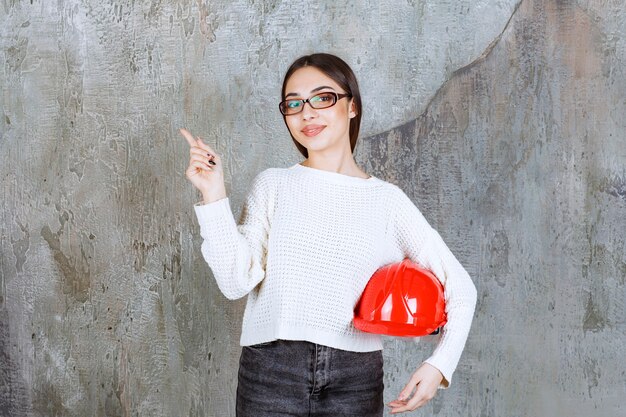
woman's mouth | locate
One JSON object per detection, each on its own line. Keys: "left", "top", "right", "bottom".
{"left": 301, "top": 125, "right": 326, "bottom": 137}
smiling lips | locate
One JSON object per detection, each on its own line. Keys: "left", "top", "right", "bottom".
{"left": 301, "top": 125, "right": 326, "bottom": 137}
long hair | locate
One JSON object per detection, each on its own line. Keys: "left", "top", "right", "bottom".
{"left": 280, "top": 53, "right": 362, "bottom": 158}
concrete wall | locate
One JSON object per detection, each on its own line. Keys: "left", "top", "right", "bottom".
{"left": 1, "top": 0, "right": 624, "bottom": 416}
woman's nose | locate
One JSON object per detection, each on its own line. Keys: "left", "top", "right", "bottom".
{"left": 301, "top": 102, "right": 318, "bottom": 120}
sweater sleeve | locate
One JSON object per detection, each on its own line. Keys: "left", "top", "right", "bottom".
{"left": 193, "top": 170, "right": 274, "bottom": 300}
{"left": 391, "top": 187, "right": 477, "bottom": 388}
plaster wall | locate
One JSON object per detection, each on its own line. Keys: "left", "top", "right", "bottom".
{"left": 1, "top": 0, "right": 624, "bottom": 416}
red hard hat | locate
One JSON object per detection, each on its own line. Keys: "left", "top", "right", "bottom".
{"left": 354, "top": 258, "right": 447, "bottom": 337}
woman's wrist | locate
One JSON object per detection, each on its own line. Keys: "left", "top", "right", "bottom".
{"left": 201, "top": 190, "right": 227, "bottom": 204}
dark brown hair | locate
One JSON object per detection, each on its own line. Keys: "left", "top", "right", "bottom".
{"left": 281, "top": 53, "right": 362, "bottom": 158}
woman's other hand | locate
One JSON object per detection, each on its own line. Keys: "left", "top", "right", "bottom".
{"left": 179, "top": 128, "right": 227, "bottom": 204}
{"left": 387, "top": 362, "right": 444, "bottom": 414}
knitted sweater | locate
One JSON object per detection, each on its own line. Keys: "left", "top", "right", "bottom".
{"left": 193, "top": 162, "right": 477, "bottom": 385}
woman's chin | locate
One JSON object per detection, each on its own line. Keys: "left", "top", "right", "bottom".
{"left": 297, "top": 137, "right": 329, "bottom": 151}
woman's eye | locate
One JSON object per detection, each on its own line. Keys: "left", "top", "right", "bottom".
{"left": 313, "top": 93, "right": 332, "bottom": 102}
{"left": 287, "top": 101, "right": 301, "bottom": 108}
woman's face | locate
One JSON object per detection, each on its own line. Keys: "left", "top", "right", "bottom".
{"left": 283, "top": 66, "right": 356, "bottom": 156}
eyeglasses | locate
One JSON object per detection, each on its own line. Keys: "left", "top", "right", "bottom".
{"left": 279, "top": 92, "right": 351, "bottom": 116}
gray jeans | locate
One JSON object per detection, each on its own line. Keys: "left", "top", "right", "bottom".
{"left": 236, "top": 339, "right": 384, "bottom": 417}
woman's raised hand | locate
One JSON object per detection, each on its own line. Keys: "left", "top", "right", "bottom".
{"left": 179, "top": 128, "right": 227, "bottom": 204}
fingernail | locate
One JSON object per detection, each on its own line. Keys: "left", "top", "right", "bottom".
{"left": 209, "top": 161, "right": 216, "bottom": 165}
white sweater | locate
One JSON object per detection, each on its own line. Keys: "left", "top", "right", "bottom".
{"left": 194, "top": 162, "right": 477, "bottom": 385}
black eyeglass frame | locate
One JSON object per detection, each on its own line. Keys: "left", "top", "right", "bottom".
{"left": 279, "top": 92, "right": 352, "bottom": 116}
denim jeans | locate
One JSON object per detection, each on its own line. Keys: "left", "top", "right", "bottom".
{"left": 236, "top": 339, "right": 384, "bottom": 417}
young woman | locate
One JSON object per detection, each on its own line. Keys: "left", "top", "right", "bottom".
{"left": 180, "top": 53, "right": 477, "bottom": 416}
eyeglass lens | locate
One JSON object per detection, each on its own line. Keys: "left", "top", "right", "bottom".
{"left": 280, "top": 92, "right": 337, "bottom": 115}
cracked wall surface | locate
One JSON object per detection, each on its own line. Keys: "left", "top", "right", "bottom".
{"left": 1, "top": 0, "right": 624, "bottom": 416}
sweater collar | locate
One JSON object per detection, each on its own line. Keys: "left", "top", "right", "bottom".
{"left": 290, "top": 163, "right": 379, "bottom": 186}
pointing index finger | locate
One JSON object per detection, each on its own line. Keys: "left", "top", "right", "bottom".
{"left": 196, "top": 136, "right": 216, "bottom": 154}
{"left": 179, "top": 128, "right": 197, "bottom": 147}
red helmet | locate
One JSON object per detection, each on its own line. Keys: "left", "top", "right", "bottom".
{"left": 354, "top": 258, "right": 447, "bottom": 337}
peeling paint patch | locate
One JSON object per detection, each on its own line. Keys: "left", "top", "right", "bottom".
{"left": 582, "top": 292, "right": 607, "bottom": 333}
{"left": 132, "top": 239, "right": 158, "bottom": 272}
{"left": 5, "top": 37, "right": 28, "bottom": 73}
{"left": 40, "top": 222, "right": 91, "bottom": 303}
{"left": 583, "top": 357, "right": 601, "bottom": 398}
{"left": 32, "top": 381, "right": 69, "bottom": 417}
{"left": 599, "top": 174, "right": 626, "bottom": 202}
{"left": 197, "top": 2, "right": 219, "bottom": 42}
{"left": 11, "top": 220, "right": 30, "bottom": 273}
{"left": 0, "top": 310, "right": 30, "bottom": 416}
{"left": 487, "top": 230, "right": 511, "bottom": 287}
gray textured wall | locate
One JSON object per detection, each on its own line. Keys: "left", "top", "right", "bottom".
{"left": 1, "top": 0, "right": 624, "bottom": 416}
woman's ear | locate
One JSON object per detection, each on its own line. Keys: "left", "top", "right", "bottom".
{"left": 348, "top": 99, "right": 358, "bottom": 119}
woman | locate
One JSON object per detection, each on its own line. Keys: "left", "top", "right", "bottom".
{"left": 180, "top": 53, "right": 477, "bottom": 416}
